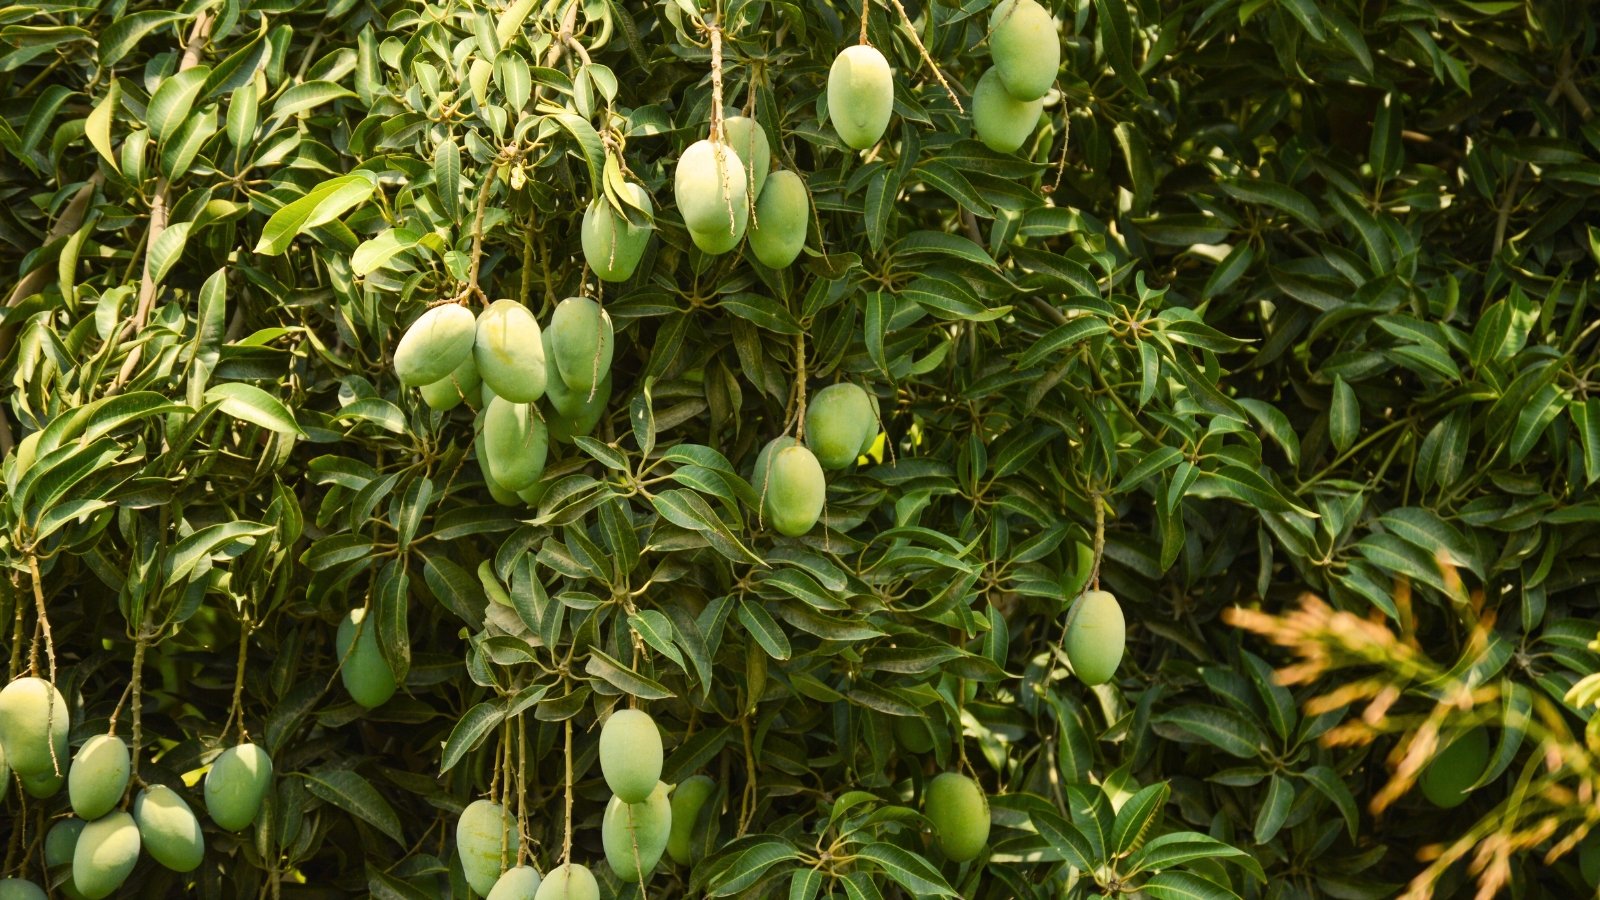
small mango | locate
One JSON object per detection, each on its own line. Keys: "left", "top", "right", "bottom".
{"left": 133, "top": 784, "right": 206, "bottom": 873}
{"left": 487, "top": 865, "right": 543, "bottom": 899}
{"left": 204, "top": 742, "right": 273, "bottom": 832}
{"left": 533, "top": 864, "right": 599, "bottom": 900}
{"left": 1420, "top": 727, "right": 1490, "bottom": 809}
{"left": 805, "top": 383, "right": 875, "bottom": 470}
{"left": 674, "top": 139, "right": 748, "bottom": 236}
{"left": 394, "top": 303, "right": 476, "bottom": 386}
{"left": 337, "top": 607, "right": 398, "bottom": 709}
{"left": 547, "top": 297, "right": 614, "bottom": 395}
{"left": 989, "top": 0, "right": 1059, "bottom": 101}
{"left": 582, "top": 182, "right": 654, "bottom": 282}
{"left": 925, "top": 772, "right": 990, "bottom": 862}
{"left": 44, "top": 817, "right": 85, "bottom": 900}
{"left": 747, "top": 170, "right": 809, "bottom": 269}
{"left": 419, "top": 352, "right": 481, "bottom": 412}
{"left": 474, "top": 299, "right": 547, "bottom": 403}
{"left": 763, "top": 444, "right": 826, "bottom": 537}
{"left": 1063, "top": 590, "right": 1125, "bottom": 685}
{"left": 68, "top": 734, "right": 130, "bottom": 821}
{"left": 666, "top": 775, "right": 716, "bottom": 866}
{"left": 722, "top": 116, "right": 771, "bottom": 199}
{"left": 72, "top": 811, "right": 141, "bottom": 900}
{"left": 480, "top": 397, "right": 550, "bottom": 492}
{"left": 972, "top": 67, "right": 1043, "bottom": 154}
{"left": 457, "top": 799, "right": 515, "bottom": 896}
{"left": 0, "top": 881, "right": 46, "bottom": 900}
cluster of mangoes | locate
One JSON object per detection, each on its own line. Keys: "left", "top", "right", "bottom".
{"left": 454, "top": 709, "right": 717, "bottom": 898}
{"left": 753, "top": 382, "right": 879, "bottom": 537}
{"left": 671, "top": 116, "right": 810, "bottom": 264}
{"left": 825, "top": 0, "right": 1060, "bottom": 154}
{"left": 0, "top": 677, "right": 273, "bottom": 898}
{"left": 394, "top": 295, "right": 615, "bottom": 509}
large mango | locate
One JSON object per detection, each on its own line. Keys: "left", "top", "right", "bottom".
{"left": 805, "top": 383, "right": 874, "bottom": 470}
{"left": 533, "top": 864, "right": 598, "bottom": 900}
{"left": 480, "top": 397, "right": 549, "bottom": 492}
{"left": 600, "top": 708, "right": 663, "bottom": 804}
{"left": 547, "top": 297, "right": 614, "bottom": 395}
{"left": 487, "top": 866, "right": 543, "bottom": 899}
{"left": 989, "top": 0, "right": 1059, "bottom": 101}
{"left": 474, "top": 299, "right": 547, "bottom": 403}
{"left": 925, "top": 772, "right": 989, "bottom": 862}
{"left": 763, "top": 444, "right": 826, "bottom": 537}
{"left": 747, "top": 170, "right": 808, "bottom": 269}
{"left": 457, "top": 799, "right": 515, "bottom": 896}
{"left": 0, "top": 676, "right": 69, "bottom": 777}
{"left": 827, "top": 45, "right": 894, "bottom": 149}
{"left": 674, "top": 139, "right": 747, "bottom": 236}
{"left": 337, "top": 607, "right": 397, "bottom": 709}
{"left": 602, "top": 781, "right": 672, "bottom": 882}
{"left": 582, "top": 182, "right": 654, "bottom": 282}
{"left": 394, "top": 303, "right": 476, "bottom": 386}
{"left": 72, "top": 811, "right": 141, "bottom": 900}
{"left": 972, "top": 67, "right": 1043, "bottom": 154}
{"left": 204, "top": 742, "right": 273, "bottom": 831}
{"left": 1063, "top": 590, "right": 1125, "bottom": 685}
{"left": 133, "top": 784, "right": 206, "bottom": 873}
{"left": 68, "top": 734, "right": 129, "bottom": 821}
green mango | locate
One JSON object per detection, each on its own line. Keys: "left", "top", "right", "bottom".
{"left": 204, "top": 742, "right": 273, "bottom": 832}
{"left": 971, "top": 67, "right": 1043, "bottom": 154}
{"left": 1420, "top": 727, "right": 1490, "bottom": 809}
{"left": 674, "top": 139, "right": 747, "bottom": 236}
{"left": 474, "top": 299, "right": 547, "bottom": 403}
{"left": 532, "top": 864, "right": 598, "bottom": 900}
{"left": 72, "top": 811, "right": 141, "bottom": 900}
{"left": 603, "top": 781, "right": 672, "bottom": 882}
{"left": 752, "top": 436, "right": 799, "bottom": 504}
{"left": 666, "top": 775, "right": 716, "bottom": 866}
{"left": 337, "top": 607, "right": 397, "bottom": 709}
{"left": 827, "top": 45, "right": 894, "bottom": 149}
{"left": 480, "top": 397, "right": 549, "bottom": 492}
{"left": 763, "top": 444, "right": 826, "bottom": 537}
{"left": 805, "top": 383, "right": 875, "bottom": 470}
{"left": 0, "top": 676, "right": 70, "bottom": 776}
{"left": 482, "top": 462, "right": 523, "bottom": 507}
{"left": 582, "top": 182, "right": 653, "bottom": 282}
{"left": 548, "top": 297, "right": 614, "bottom": 395}
{"left": 1063, "top": 590, "right": 1125, "bottom": 685}
{"left": 894, "top": 716, "right": 935, "bottom": 754}
{"left": 419, "top": 352, "right": 481, "bottom": 412}
{"left": 599, "top": 708, "right": 662, "bottom": 804}
{"left": 21, "top": 767, "right": 63, "bottom": 798}
{"left": 486, "top": 865, "right": 543, "bottom": 899}
{"left": 925, "top": 772, "right": 990, "bottom": 862}
{"left": 133, "top": 784, "right": 206, "bottom": 873}
{"left": 989, "top": 0, "right": 1059, "bottom": 101}
{"left": 688, "top": 197, "right": 749, "bottom": 256}
{"left": 747, "top": 170, "right": 808, "bottom": 269}
{"left": 457, "top": 799, "right": 515, "bottom": 896}
{"left": 394, "top": 303, "right": 476, "bottom": 386}
{"left": 44, "top": 817, "right": 86, "bottom": 900}
{"left": 68, "top": 734, "right": 129, "bottom": 820}
{"left": 0, "top": 880, "right": 46, "bottom": 900}
{"left": 722, "top": 116, "right": 771, "bottom": 199}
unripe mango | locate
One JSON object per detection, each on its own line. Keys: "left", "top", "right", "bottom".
{"left": 533, "top": 864, "right": 598, "bottom": 900}
{"left": 722, "top": 116, "right": 770, "bottom": 199}
{"left": 667, "top": 775, "right": 716, "bottom": 865}
{"left": 0, "top": 881, "right": 46, "bottom": 900}
{"left": 72, "top": 811, "right": 140, "bottom": 900}
{"left": 747, "top": 170, "right": 808, "bottom": 269}
{"left": 603, "top": 781, "right": 672, "bottom": 882}
{"left": 688, "top": 198, "right": 749, "bottom": 255}
{"left": 989, "top": 0, "right": 1059, "bottom": 101}
{"left": 133, "top": 784, "right": 205, "bottom": 873}
{"left": 44, "top": 817, "right": 85, "bottom": 900}
{"left": 1064, "top": 590, "right": 1125, "bottom": 685}
{"left": 805, "top": 383, "right": 875, "bottom": 470}
{"left": 894, "top": 716, "right": 935, "bottom": 754}
{"left": 337, "top": 607, "right": 397, "bottom": 709}
{"left": 487, "top": 865, "right": 543, "bottom": 899}
{"left": 0, "top": 676, "right": 70, "bottom": 776}
{"left": 394, "top": 304, "right": 476, "bottom": 386}
{"left": 764, "top": 445, "right": 826, "bottom": 537}
{"left": 474, "top": 300, "right": 547, "bottom": 404}
{"left": 457, "top": 799, "right": 515, "bottom": 896}
{"left": 545, "top": 372, "right": 612, "bottom": 443}
{"left": 68, "top": 734, "right": 130, "bottom": 820}
{"left": 548, "top": 297, "right": 614, "bottom": 395}
{"left": 1420, "top": 727, "right": 1490, "bottom": 809}
{"left": 925, "top": 772, "right": 989, "bottom": 862}
{"left": 419, "top": 353, "right": 481, "bottom": 412}
{"left": 204, "top": 742, "right": 273, "bottom": 831}
{"left": 600, "top": 709, "right": 663, "bottom": 804}
{"left": 972, "top": 68, "right": 1043, "bottom": 154}
{"left": 828, "top": 45, "right": 894, "bottom": 149}
{"left": 481, "top": 398, "right": 549, "bottom": 491}
{"left": 21, "top": 768, "right": 63, "bottom": 798}
{"left": 582, "top": 183, "right": 654, "bottom": 282}
{"left": 674, "top": 139, "right": 748, "bottom": 236}
{"left": 482, "top": 463, "right": 523, "bottom": 507}
{"left": 752, "top": 437, "right": 799, "bottom": 503}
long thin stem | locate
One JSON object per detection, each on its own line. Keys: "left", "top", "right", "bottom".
{"left": 884, "top": 0, "right": 963, "bottom": 112}
{"left": 128, "top": 626, "right": 149, "bottom": 788}
{"left": 562, "top": 717, "right": 574, "bottom": 864}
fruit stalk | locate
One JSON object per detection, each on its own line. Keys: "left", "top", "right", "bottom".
{"left": 883, "top": 0, "right": 963, "bottom": 112}
{"left": 792, "top": 331, "right": 807, "bottom": 441}
{"left": 25, "top": 554, "right": 60, "bottom": 778}
{"left": 1089, "top": 489, "right": 1105, "bottom": 591}
{"left": 562, "top": 716, "right": 574, "bottom": 864}
{"left": 707, "top": 19, "right": 741, "bottom": 241}
{"left": 127, "top": 625, "right": 149, "bottom": 788}
{"left": 9, "top": 572, "right": 25, "bottom": 679}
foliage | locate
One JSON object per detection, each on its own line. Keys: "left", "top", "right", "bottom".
{"left": 1, "top": 0, "right": 1598, "bottom": 896}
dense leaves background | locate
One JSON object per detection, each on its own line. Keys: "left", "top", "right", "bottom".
{"left": 2, "top": 0, "right": 1599, "bottom": 896}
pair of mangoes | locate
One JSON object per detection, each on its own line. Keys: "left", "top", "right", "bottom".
{"left": 973, "top": 0, "right": 1061, "bottom": 153}
{"left": 674, "top": 117, "right": 810, "bottom": 266}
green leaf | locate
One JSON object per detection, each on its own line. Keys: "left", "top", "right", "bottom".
{"left": 1153, "top": 705, "right": 1267, "bottom": 758}
{"left": 1112, "top": 782, "right": 1169, "bottom": 855}
{"left": 301, "top": 768, "right": 405, "bottom": 845}
{"left": 271, "top": 81, "right": 357, "bottom": 120}
{"left": 439, "top": 699, "right": 507, "bottom": 773}
{"left": 853, "top": 844, "right": 955, "bottom": 896}
{"left": 254, "top": 174, "right": 377, "bottom": 255}
{"left": 584, "top": 647, "right": 675, "bottom": 699}
{"left": 1141, "top": 870, "right": 1241, "bottom": 900}
{"left": 1252, "top": 774, "right": 1293, "bottom": 843}
{"left": 86, "top": 79, "right": 120, "bottom": 171}
{"left": 148, "top": 66, "right": 211, "bottom": 144}
{"left": 99, "top": 11, "right": 189, "bottom": 67}
{"left": 205, "top": 383, "right": 304, "bottom": 435}
{"left": 1329, "top": 376, "right": 1358, "bottom": 453}
{"left": 737, "top": 598, "right": 791, "bottom": 660}
{"left": 1017, "top": 317, "right": 1111, "bottom": 368}
{"left": 1095, "top": 0, "right": 1148, "bottom": 98}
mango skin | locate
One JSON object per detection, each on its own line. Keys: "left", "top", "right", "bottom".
{"left": 337, "top": 607, "right": 398, "bottom": 709}
{"left": 600, "top": 709, "right": 663, "bottom": 804}
{"left": 989, "top": 0, "right": 1059, "bottom": 101}
{"left": 0, "top": 881, "right": 47, "bottom": 900}
{"left": 603, "top": 781, "right": 672, "bottom": 882}
{"left": 582, "top": 183, "right": 654, "bottom": 282}
{"left": 457, "top": 799, "right": 515, "bottom": 896}
{"left": 204, "top": 742, "right": 274, "bottom": 832}
{"left": 474, "top": 300, "right": 547, "bottom": 404}
{"left": 533, "top": 864, "right": 599, "bottom": 900}
{"left": 419, "top": 352, "right": 482, "bottom": 412}
{"left": 894, "top": 716, "right": 935, "bottom": 754}
{"left": 544, "top": 371, "right": 612, "bottom": 443}
{"left": 44, "top": 817, "right": 86, "bottom": 900}
{"left": 72, "top": 811, "right": 141, "bottom": 900}
{"left": 481, "top": 397, "right": 550, "bottom": 492}
{"left": 68, "top": 734, "right": 130, "bottom": 821}
{"left": 747, "top": 170, "right": 808, "bottom": 269}
{"left": 487, "top": 865, "right": 543, "bottom": 899}
{"left": 394, "top": 303, "right": 476, "bottom": 386}
{"left": 482, "top": 463, "right": 523, "bottom": 507}
{"left": 675, "top": 139, "right": 748, "bottom": 236}
{"left": 722, "top": 116, "right": 771, "bottom": 199}
{"left": 133, "top": 784, "right": 206, "bottom": 873}
{"left": 764, "top": 445, "right": 826, "bottom": 537}
{"left": 0, "top": 676, "right": 70, "bottom": 776}
{"left": 972, "top": 67, "right": 1044, "bottom": 154}
{"left": 805, "top": 383, "right": 875, "bottom": 470}
{"left": 666, "top": 775, "right": 716, "bottom": 865}
{"left": 21, "top": 768, "right": 63, "bottom": 798}
{"left": 688, "top": 196, "right": 749, "bottom": 256}
{"left": 548, "top": 297, "right": 615, "bottom": 395}
{"left": 828, "top": 45, "right": 894, "bottom": 149}
{"left": 1063, "top": 590, "right": 1125, "bottom": 685}
{"left": 1420, "top": 727, "right": 1490, "bottom": 809}
{"left": 0, "top": 741, "right": 9, "bottom": 803}
{"left": 925, "top": 772, "right": 990, "bottom": 862}
{"left": 752, "top": 437, "right": 799, "bottom": 504}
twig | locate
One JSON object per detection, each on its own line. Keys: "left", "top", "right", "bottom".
{"left": 26, "top": 554, "right": 60, "bottom": 776}
{"left": 883, "top": 0, "right": 963, "bottom": 112}
{"left": 859, "top": 0, "right": 869, "bottom": 45}
{"left": 562, "top": 717, "right": 574, "bottom": 864}
{"left": 1088, "top": 490, "right": 1105, "bottom": 592}
{"left": 792, "top": 331, "right": 808, "bottom": 440}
